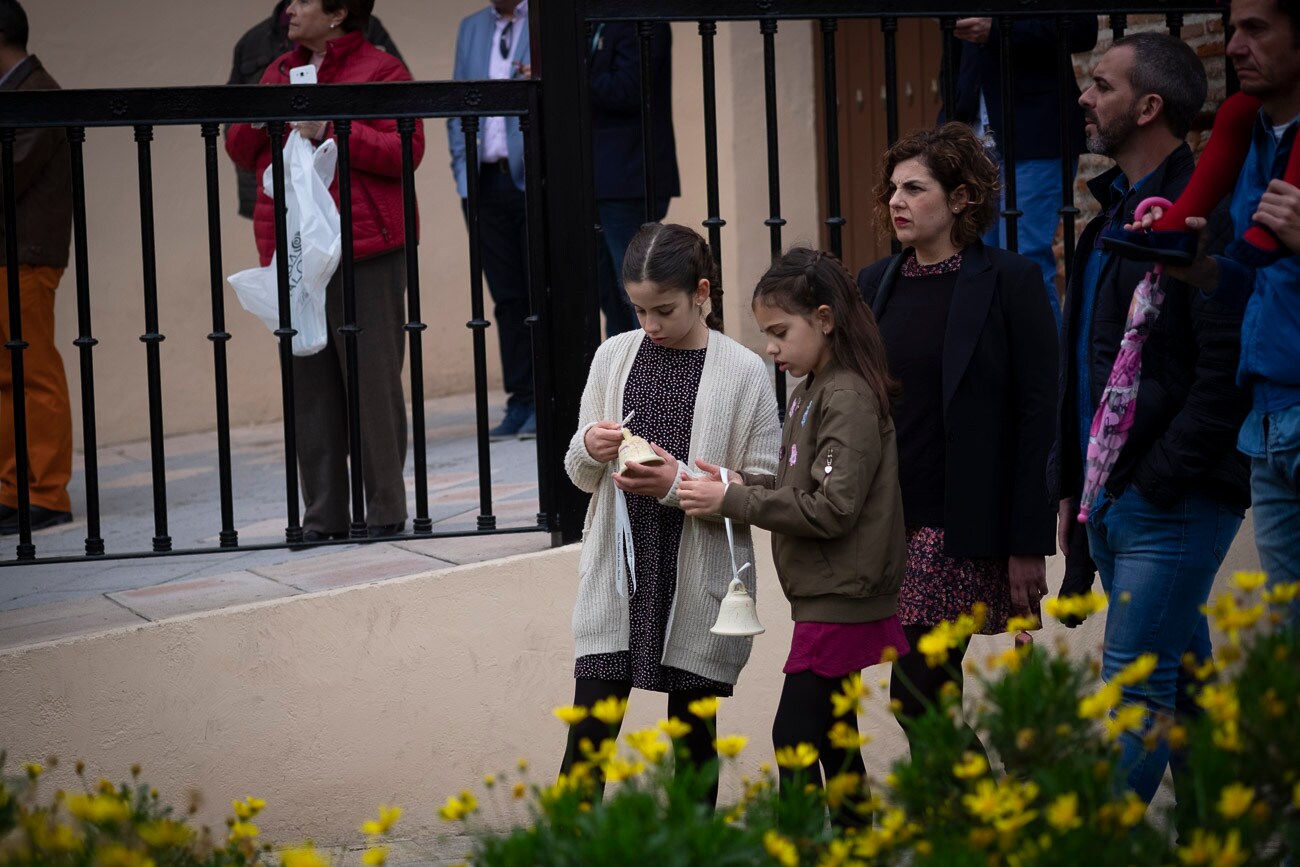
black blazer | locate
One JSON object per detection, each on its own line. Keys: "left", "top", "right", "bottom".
{"left": 939, "top": 15, "right": 1097, "bottom": 163}
{"left": 588, "top": 21, "right": 680, "bottom": 202}
{"left": 857, "top": 242, "right": 1058, "bottom": 558}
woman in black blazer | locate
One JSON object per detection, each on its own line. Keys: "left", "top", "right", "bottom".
{"left": 856, "top": 123, "right": 1058, "bottom": 764}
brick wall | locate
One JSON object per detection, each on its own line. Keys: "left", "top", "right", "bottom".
{"left": 1056, "top": 12, "right": 1228, "bottom": 280}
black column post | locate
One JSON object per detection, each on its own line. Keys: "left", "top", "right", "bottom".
{"left": 537, "top": 0, "right": 601, "bottom": 544}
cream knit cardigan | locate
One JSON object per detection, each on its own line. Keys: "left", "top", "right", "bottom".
{"left": 565, "top": 329, "right": 780, "bottom": 685}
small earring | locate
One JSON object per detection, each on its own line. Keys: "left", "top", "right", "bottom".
{"left": 330, "top": 21, "right": 338, "bottom": 28}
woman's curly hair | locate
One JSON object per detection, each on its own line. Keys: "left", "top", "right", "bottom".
{"left": 873, "top": 122, "right": 1002, "bottom": 248}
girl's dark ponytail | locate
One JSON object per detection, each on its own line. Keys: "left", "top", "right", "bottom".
{"left": 623, "top": 223, "right": 724, "bottom": 332}
{"left": 754, "top": 247, "right": 898, "bottom": 416}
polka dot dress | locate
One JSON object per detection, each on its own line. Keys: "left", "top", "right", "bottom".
{"left": 575, "top": 335, "right": 733, "bottom": 696}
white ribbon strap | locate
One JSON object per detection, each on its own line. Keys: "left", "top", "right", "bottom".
{"left": 614, "top": 486, "right": 636, "bottom": 598}
{"left": 719, "top": 467, "right": 752, "bottom": 587}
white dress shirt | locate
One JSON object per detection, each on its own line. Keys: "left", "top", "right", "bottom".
{"left": 482, "top": 1, "right": 527, "bottom": 164}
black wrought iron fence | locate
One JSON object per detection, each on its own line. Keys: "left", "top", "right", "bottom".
{"left": 0, "top": 78, "right": 560, "bottom": 564}
{"left": 538, "top": 0, "right": 1229, "bottom": 442}
{"left": 2, "top": 1, "right": 1233, "bottom": 562}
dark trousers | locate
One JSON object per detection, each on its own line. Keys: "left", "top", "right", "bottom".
{"left": 463, "top": 166, "right": 533, "bottom": 410}
{"left": 771, "top": 670, "right": 871, "bottom": 829}
{"left": 890, "top": 625, "right": 987, "bottom": 765}
{"left": 559, "top": 677, "right": 720, "bottom": 808}
{"left": 595, "top": 197, "right": 669, "bottom": 338}
{"left": 292, "top": 248, "right": 408, "bottom": 533}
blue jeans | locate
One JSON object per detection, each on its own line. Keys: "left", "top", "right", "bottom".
{"left": 1240, "top": 403, "right": 1300, "bottom": 626}
{"left": 982, "top": 157, "right": 1068, "bottom": 328}
{"left": 596, "top": 198, "right": 669, "bottom": 338}
{"left": 1086, "top": 486, "right": 1244, "bottom": 803}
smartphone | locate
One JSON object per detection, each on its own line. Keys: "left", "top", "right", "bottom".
{"left": 289, "top": 64, "right": 318, "bottom": 85}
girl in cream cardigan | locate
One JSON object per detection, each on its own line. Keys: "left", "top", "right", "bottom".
{"left": 560, "top": 223, "right": 779, "bottom": 805}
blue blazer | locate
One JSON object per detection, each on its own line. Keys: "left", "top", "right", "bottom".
{"left": 447, "top": 7, "right": 529, "bottom": 197}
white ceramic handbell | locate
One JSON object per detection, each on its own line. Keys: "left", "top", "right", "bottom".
{"left": 615, "top": 428, "right": 665, "bottom": 474}
{"left": 710, "top": 573, "right": 764, "bottom": 636}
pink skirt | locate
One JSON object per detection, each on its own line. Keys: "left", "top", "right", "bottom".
{"left": 783, "top": 616, "right": 910, "bottom": 678}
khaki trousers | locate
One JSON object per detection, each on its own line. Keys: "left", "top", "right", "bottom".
{"left": 0, "top": 265, "right": 73, "bottom": 513}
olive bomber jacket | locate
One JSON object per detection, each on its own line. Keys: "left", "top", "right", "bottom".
{"left": 719, "top": 361, "right": 906, "bottom": 623}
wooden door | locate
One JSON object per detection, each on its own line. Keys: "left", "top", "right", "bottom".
{"left": 815, "top": 18, "right": 945, "bottom": 272}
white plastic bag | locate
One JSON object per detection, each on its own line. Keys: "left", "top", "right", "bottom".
{"left": 228, "top": 131, "right": 341, "bottom": 356}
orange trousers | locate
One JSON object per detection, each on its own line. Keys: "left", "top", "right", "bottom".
{"left": 0, "top": 265, "right": 73, "bottom": 513}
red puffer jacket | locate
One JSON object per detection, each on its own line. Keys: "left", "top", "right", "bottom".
{"left": 226, "top": 31, "right": 424, "bottom": 266}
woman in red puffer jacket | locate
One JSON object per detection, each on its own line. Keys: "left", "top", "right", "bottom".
{"left": 227, "top": 0, "right": 424, "bottom": 542}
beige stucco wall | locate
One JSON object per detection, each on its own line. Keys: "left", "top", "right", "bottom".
{"left": 0, "top": 525, "right": 1260, "bottom": 847}
{"left": 24, "top": 3, "right": 817, "bottom": 446}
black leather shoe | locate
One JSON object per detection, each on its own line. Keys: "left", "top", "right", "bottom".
{"left": 288, "top": 529, "right": 348, "bottom": 551}
{"left": 0, "top": 505, "right": 73, "bottom": 536}
{"left": 367, "top": 521, "right": 406, "bottom": 538}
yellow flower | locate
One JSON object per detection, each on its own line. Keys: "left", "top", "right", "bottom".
{"left": 512, "top": 782, "right": 526, "bottom": 799}
{"left": 360, "top": 804, "right": 403, "bottom": 836}
{"left": 581, "top": 737, "right": 617, "bottom": 764}
{"left": 824, "top": 773, "right": 861, "bottom": 809}
{"left": 137, "top": 819, "right": 192, "bottom": 849}
{"left": 625, "top": 728, "right": 669, "bottom": 763}
{"left": 657, "top": 717, "right": 693, "bottom": 739}
{"left": 1113, "top": 654, "right": 1159, "bottom": 687}
{"left": 1216, "top": 783, "right": 1255, "bottom": 820}
{"left": 879, "top": 646, "right": 899, "bottom": 663}
{"left": 1046, "top": 792, "right": 1082, "bottom": 832}
{"left": 483, "top": 774, "right": 496, "bottom": 788}
{"left": 1168, "top": 725, "right": 1189, "bottom": 751}
{"left": 1118, "top": 793, "right": 1146, "bottom": 828}
{"left": 1205, "top": 593, "right": 1264, "bottom": 644}
{"left": 1078, "top": 682, "right": 1122, "bottom": 719}
{"left": 1232, "top": 571, "right": 1267, "bottom": 591}
{"left": 65, "top": 792, "right": 130, "bottom": 824}
{"left": 94, "top": 843, "right": 156, "bottom": 867}
{"left": 827, "top": 721, "right": 869, "bottom": 751}
{"left": 962, "top": 779, "right": 1001, "bottom": 820}
{"left": 437, "top": 791, "right": 478, "bottom": 821}
{"left": 1177, "top": 829, "right": 1246, "bottom": 867}
{"left": 280, "top": 845, "right": 328, "bottom": 867}
{"left": 992, "top": 809, "right": 1037, "bottom": 833}
{"left": 517, "top": 757, "right": 529, "bottom": 773}
{"left": 231, "top": 796, "right": 266, "bottom": 820}
{"left": 24, "top": 762, "right": 42, "bottom": 780}
{"left": 601, "top": 757, "right": 646, "bottom": 783}
{"left": 1045, "top": 591, "right": 1108, "bottom": 622}
{"left": 831, "top": 673, "right": 868, "bottom": 717}
{"left": 687, "top": 696, "right": 719, "bottom": 719}
{"left": 763, "top": 829, "right": 799, "bottom": 867}
{"left": 1264, "top": 581, "right": 1300, "bottom": 605}
{"left": 1213, "top": 719, "right": 1243, "bottom": 752}
{"left": 362, "top": 846, "right": 389, "bottom": 866}
{"left": 917, "top": 621, "right": 959, "bottom": 667}
{"left": 228, "top": 820, "right": 260, "bottom": 842}
{"left": 775, "top": 743, "right": 819, "bottom": 770}
{"left": 1196, "top": 684, "right": 1241, "bottom": 724}
{"left": 952, "top": 751, "right": 988, "bottom": 780}
{"left": 591, "top": 696, "right": 629, "bottom": 725}
{"left": 714, "top": 735, "right": 749, "bottom": 758}
{"left": 1005, "top": 615, "right": 1040, "bottom": 633}
{"left": 552, "top": 705, "right": 589, "bottom": 725}
{"left": 1104, "top": 704, "right": 1148, "bottom": 741}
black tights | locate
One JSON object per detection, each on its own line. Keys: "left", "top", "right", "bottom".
{"left": 559, "top": 677, "right": 720, "bottom": 807}
{"left": 889, "top": 624, "right": 989, "bottom": 765}
{"left": 771, "top": 670, "right": 871, "bottom": 829}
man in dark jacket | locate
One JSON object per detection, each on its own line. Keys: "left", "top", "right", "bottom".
{"left": 589, "top": 21, "right": 680, "bottom": 336}
{"left": 0, "top": 0, "right": 74, "bottom": 535}
{"left": 942, "top": 15, "right": 1098, "bottom": 325}
{"left": 226, "top": 1, "right": 403, "bottom": 219}
{"left": 1056, "top": 34, "right": 1250, "bottom": 807}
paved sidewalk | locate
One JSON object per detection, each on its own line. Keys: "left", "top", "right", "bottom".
{"left": 0, "top": 393, "right": 553, "bottom": 651}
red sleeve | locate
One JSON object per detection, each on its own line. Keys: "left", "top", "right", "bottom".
{"left": 338, "top": 57, "right": 424, "bottom": 178}
{"left": 225, "top": 63, "right": 284, "bottom": 170}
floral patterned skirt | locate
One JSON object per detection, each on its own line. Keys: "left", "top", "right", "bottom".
{"left": 895, "top": 526, "right": 1010, "bottom": 633}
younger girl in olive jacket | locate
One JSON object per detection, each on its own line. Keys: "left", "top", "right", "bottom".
{"left": 679, "top": 247, "right": 907, "bottom": 827}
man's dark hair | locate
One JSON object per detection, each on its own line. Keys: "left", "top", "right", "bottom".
{"left": 1279, "top": 0, "right": 1300, "bottom": 44}
{"left": 0, "top": 0, "right": 28, "bottom": 51}
{"left": 1112, "top": 32, "right": 1207, "bottom": 139}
